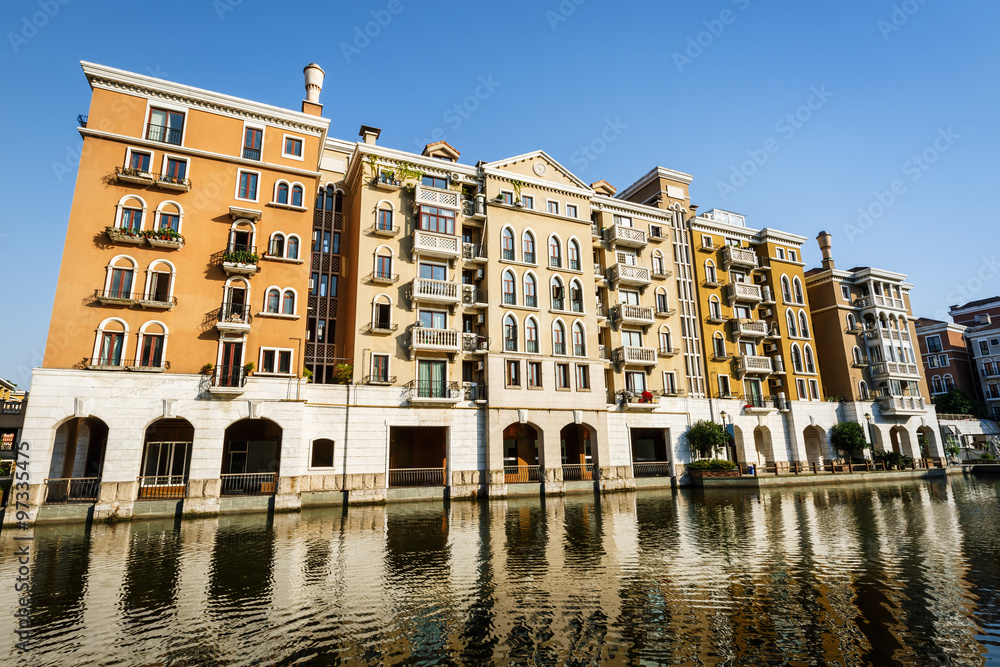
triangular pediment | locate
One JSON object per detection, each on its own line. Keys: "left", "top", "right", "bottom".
{"left": 484, "top": 151, "right": 591, "bottom": 191}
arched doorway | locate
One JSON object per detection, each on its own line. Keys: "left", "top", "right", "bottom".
{"left": 753, "top": 426, "right": 773, "bottom": 468}
{"left": 221, "top": 418, "right": 282, "bottom": 496}
{"left": 561, "top": 424, "right": 594, "bottom": 480}
{"left": 503, "top": 423, "right": 541, "bottom": 483}
{"left": 917, "top": 426, "right": 936, "bottom": 459}
{"left": 803, "top": 426, "right": 827, "bottom": 466}
{"left": 890, "top": 426, "right": 912, "bottom": 458}
{"left": 139, "top": 418, "right": 194, "bottom": 499}
{"left": 732, "top": 425, "right": 751, "bottom": 465}
{"left": 46, "top": 416, "right": 109, "bottom": 503}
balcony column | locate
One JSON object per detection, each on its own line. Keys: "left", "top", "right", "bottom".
{"left": 594, "top": 411, "right": 634, "bottom": 492}
{"left": 182, "top": 425, "right": 225, "bottom": 518}
{"left": 540, "top": 421, "right": 565, "bottom": 496}
{"left": 485, "top": 409, "right": 508, "bottom": 498}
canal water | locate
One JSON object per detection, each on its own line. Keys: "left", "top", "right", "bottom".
{"left": 2, "top": 476, "right": 998, "bottom": 666}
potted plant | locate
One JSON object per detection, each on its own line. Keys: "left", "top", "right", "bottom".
{"left": 242, "top": 362, "right": 255, "bottom": 377}
{"left": 105, "top": 225, "right": 144, "bottom": 244}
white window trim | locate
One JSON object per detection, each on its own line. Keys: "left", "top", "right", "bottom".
{"left": 159, "top": 152, "right": 189, "bottom": 179}
{"left": 136, "top": 320, "right": 170, "bottom": 368}
{"left": 369, "top": 352, "right": 392, "bottom": 384}
{"left": 153, "top": 200, "right": 184, "bottom": 235}
{"left": 240, "top": 120, "right": 266, "bottom": 159}
{"left": 663, "top": 371, "right": 677, "bottom": 394}
{"left": 308, "top": 439, "right": 337, "bottom": 471}
{"left": 269, "top": 180, "right": 308, "bottom": 211}
{"left": 281, "top": 133, "right": 305, "bottom": 161}
{"left": 575, "top": 363, "right": 591, "bottom": 391}
{"left": 143, "top": 99, "right": 188, "bottom": 147}
{"left": 92, "top": 317, "right": 130, "bottom": 361}
{"left": 546, "top": 199, "right": 560, "bottom": 216}
{"left": 258, "top": 346, "right": 295, "bottom": 376}
{"left": 103, "top": 255, "right": 138, "bottom": 292}
{"left": 235, "top": 168, "right": 263, "bottom": 203}
{"left": 114, "top": 195, "right": 148, "bottom": 230}
{"left": 521, "top": 194, "right": 534, "bottom": 210}
{"left": 142, "top": 260, "right": 176, "bottom": 299}
{"left": 124, "top": 146, "right": 155, "bottom": 172}
{"left": 566, "top": 203, "right": 578, "bottom": 219}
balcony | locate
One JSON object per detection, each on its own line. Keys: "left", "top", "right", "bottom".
{"left": 462, "top": 333, "right": 489, "bottom": 353}
{"left": 371, "top": 221, "right": 400, "bottom": 237}
{"left": 735, "top": 355, "right": 773, "bottom": 375}
{"left": 369, "top": 271, "right": 399, "bottom": 285}
{"left": 220, "top": 245, "right": 259, "bottom": 276}
{"left": 411, "top": 327, "right": 461, "bottom": 353}
{"left": 615, "top": 303, "right": 655, "bottom": 327}
{"left": 154, "top": 175, "right": 191, "bottom": 192}
{"left": 721, "top": 246, "right": 759, "bottom": 271}
{"left": 363, "top": 374, "right": 397, "bottom": 386}
{"left": 621, "top": 394, "right": 659, "bottom": 411}
{"left": 84, "top": 356, "right": 127, "bottom": 371}
{"left": 406, "top": 380, "right": 463, "bottom": 406}
{"left": 129, "top": 358, "right": 167, "bottom": 373}
{"left": 648, "top": 226, "right": 670, "bottom": 243}
{"left": 217, "top": 303, "right": 253, "bottom": 333}
{"left": 369, "top": 320, "right": 398, "bottom": 334}
{"left": 879, "top": 396, "right": 926, "bottom": 415}
{"left": 651, "top": 267, "right": 672, "bottom": 280}
{"left": 415, "top": 185, "right": 460, "bottom": 209}
{"left": 869, "top": 361, "right": 921, "bottom": 380}
{"left": 741, "top": 394, "right": 777, "bottom": 414}
{"left": 105, "top": 226, "right": 144, "bottom": 245}
{"left": 462, "top": 286, "right": 488, "bottom": 307}
{"left": 372, "top": 173, "right": 402, "bottom": 191}
{"left": 411, "top": 278, "right": 461, "bottom": 305}
{"left": 606, "top": 224, "right": 647, "bottom": 248}
{"left": 146, "top": 123, "right": 182, "bottom": 146}
{"left": 94, "top": 288, "right": 136, "bottom": 306}
{"left": 465, "top": 383, "right": 488, "bottom": 402}
{"left": 593, "top": 263, "right": 605, "bottom": 280}
{"left": 209, "top": 365, "right": 248, "bottom": 395}
{"left": 854, "top": 295, "right": 907, "bottom": 312}
{"left": 412, "top": 229, "right": 460, "bottom": 259}
{"left": 462, "top": 243, "right": 487, "bottom": 262}
{"left": 731, "top": 318, "right": 769, "bottom": 338}
{"left": 608, "top": 263, "right": 651, "bottom": 288}
{"left": 137, "top": 293, "right": 177, "bottom": 310}
{"left": 658, "top": 347, "right": 681, "bottom": 357}
{"left": 242, "top": 146, "right": 261, "bottom": 161}
{"left": 115, "top": 166, "right": 155, "bottom": 186}
{"left": 613, "top": 346, "right": 658, "bottom": 367}
{"left": 463, "top": 195, "right": 487, "bottom": 220}
{"left": 863, "top": 327, "right": 911, "bottom": 345}
{"left": 145, "top": 230, "right": 185, "bottom": 249}
{"left": 726, "top": 281, "right": 763, "bottom": 304}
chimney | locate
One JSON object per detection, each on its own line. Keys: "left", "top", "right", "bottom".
{"left": 817, "top": 230, "right": 834, "bottom": 270}
{"left": 359, "top": 125, "right": 381, "bottom": 145}
{"left": 302, "top": 63, "right": 325, "bottom": 116}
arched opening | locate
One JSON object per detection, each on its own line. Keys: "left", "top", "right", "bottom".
{"left": 803, "top": 425, "right": 827, "bottom": 466}
{"left": 753, "top": 426, "right": 774, "bottom": 468}
{"left": 561, "top": 423, "right": 594, "bottom": 480}
{"left": 503, "top": 423, "right": 541, "bottom": 483}
{"left": 917, "top": 426, "right": 936, "bottom": 459}
{"left": 889, "top": 426, "right": 913, "bottom": 458}
{"left": 138, "top": 418, "right": 194, "bottom": 498}
{"left": 45, "top": 416, "right": 109, "bottom": 503}
{"left": 732, "top": 425, "right": 751, "bottom": 464}
{"left": 631, "top": 427, "right": 670, "bottom": 477}
{"left": 221, "top": 419, "right": 282, "bottom": 495}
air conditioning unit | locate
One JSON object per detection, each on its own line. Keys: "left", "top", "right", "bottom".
{"left": 308, "top": 278, "right": 315, "bottom": 290}
{"left": 760, "top": 307, "right": 772, "bottom": 317}
{"left": 476, "top": 269, "right": 485, "bottom": 280}
{"left": 758, "top": 274, "right": 768, "bottom": 283}
{"left": 451, "top": 172, "right": 464, "bottom": 183}
{"left": 764, "top": 343, "right": 778, "bottom": 353}
{"left": 771, "top": 379, "right": 784, "bottom": 388}
{"left": 476, "top": 361, "right": 485, "bottom": 371}
{"left": 476, "top": 314, "right": 485, "bottom": 325}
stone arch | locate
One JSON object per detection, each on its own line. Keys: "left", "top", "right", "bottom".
{"left": 503, "top": 422, "right": 542, "bottom": 482}
{"left": 139, "top": 418, "right": 194, "bottom": 497}
{"left": 732, "top": 424, "right": 751, "bottom": 464}
{"left": 221, "top": 418, "right": 282, "bottom": 495}
{"left": 560, "top": 423, "right": 595, "bottom": 480}
{"left": 753, "top": 426, "right": 774, "bottom": 466}
{"left": 917, "top": 425, "right": 936, "bottom": 459}
{"left": 48, "top": 416, "right": 109, "bottom": 496}
{"left": 890, "top": 425, "right": 914, "bottom": 458}
{"left": 803, "top": 425, "right": 827, "bottom": 465}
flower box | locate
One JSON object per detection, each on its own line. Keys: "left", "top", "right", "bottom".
{"left": 105, "top": 227, "right": 144, "bottom": 244}
{"left": 147, "top": 236, "right": 184, "bottom": 249}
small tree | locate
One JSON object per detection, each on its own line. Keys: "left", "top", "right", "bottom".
{"left": 332, "top": 363, "right": 353, "bottom": 385}
{"left": 687, "top": 420, "right": 729, "bottom": 459}
{"left": 933, "top": 390, "right": 988, "bottom": 418}
{"left": 830, "top": 422, "right": 867, "bottom": 458}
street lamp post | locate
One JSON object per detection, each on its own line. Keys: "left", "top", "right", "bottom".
{"left": 864, "top": 412, "right": 873, "bottom": 451}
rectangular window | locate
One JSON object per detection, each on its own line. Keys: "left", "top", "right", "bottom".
{"left": 377, "top": 209, "right": 393, "bottom": 231}
{"left": 372, "top": 353, "right": 390, "bottom": 382}
{"left": 283, "top": 135, "right": 303, "bottom": 158}
{"left": 566, "top": 204, "right": 578, "bottom": 218}
{"left": 237, "top": 171, "right": 259, "bottom": 201}
{"left": 841, "top": 285, "right": 851, "bottom": 301}
{"left": 663, "top": 372, "right": 677, "bottom": 394}
{"left": 419, "top": 309, "right": 447, "bottom": 329}
{"left": 547, "top": 201, "right": 560, "bottom": 215}
{"left": 796, "top": 378, "right": 808, "bottom": 400}
{"left": 613, "top": 215, "right": 632, "bottom": 227}
{"left": 701, "top": 235, "right": 713, "bottom": 249}
{"left": 528, "top": 361, "right": 541, "bottom": 388}
{"left": 788, "top": 249, "right": 798, "bottom": 262}
{"left": 576, "top": 364, "right": 590, "bottom": 390}
{"left": 164, "top": 157, "right": 187, "bottom": 180}
{"left": 980, "top": 341, "right": 990, "bottom": 356}
{"left": 506, "top": 360, "right": 521, "bottom": 387}
{"left": 626, "top": 371, "right": 647, "bottom": 394}
{"left": 927, "top": 356, "right": 937, "bottom": 368}
{"left": 421, "top": 174, "right": 448, "bottom": 189}
{"left": 809, "top": 379, "right": 820, "bottom": 400}
{"left": 718, "top": 375, "right": 730, "bottom": 397}
{"left": 556, "top": 363, "right": 570, "bottom": 389}
{"left": 776, "top": 248, "right": 785, "bottom": 260}
{"left": 992, "top": 339, "right": 1000, "bottom": 347}
{"left": 243, "top": 127, "right": 263, "bottom": 160}
{"left": 939, "top": 354, "right": 948, "bottom": 366}
{"left": 417, "top": 360, "right": 448, "bottom": 398}
{"left": 333, "top": 232, "right": 341, "bottom": 254}
{"left": 158, "top": 212, "right": 179, "bottom": 232}
{"left": 419, "top": 206, "right": 456, "bottom": 235}
{"left": 260, "top": 348, "right": 293, "bottom": 374}
{"left": 129, "top": 150, "right": 151, "bottom": 171}
{"left": 521, "top": 195, "right": 534, "bottom": 210}
{"left": 926, "top": 335, "right": 943, "bottom": 353}
{"left": 311, "top": 440, "right": 335, "bottom": 468}
{"left": 500, "top": 191, "right": 514, "bottom": 205}
{"left": 316, "top": 319, "right": 326, "bottom": 343}
{"left": 147, "top": 107, "right": 184, "bottom": 145}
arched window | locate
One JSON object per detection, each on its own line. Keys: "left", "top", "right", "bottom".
{"left": 136, "top": 321, "right": 168, "bottom": 369}
{"left": 104, "top": 255, "right": 137, "bottom": 299}
{"left": 852, "top": 346, "right": 864, "bottom": 365}
{"left": 781, "top": 275, "right": 792, "bottom": 302}
{"left": 705, "top": 260, "right": 717, "bottom": 284}
{"left": 372, "top": 294, "right": 392, "bottom": 330}
{"left": 943, "top": 374, "right": 955, "bottom": 391}
{"left": 658, "top": 326, "right": 672, "bottom": 353}
{"left": 791, "top": 344, "right": 803, "bottom": 373}
{"left": 793, "top": 277, "right": 804, "bottom": 304}
{"left": 655, "top": 287, "right": 669, "bottom": 314}
{"left": 859, "top": 381, "right": 870, "bottom": 400}
{"left": 522, "top": 231, "right": 536, "bottom": 264}
{"left": 502, "top": 269, "right": 517, "bottom": 305}
{"left": 93, "top": 318, "right": 128, "bottom": 367}
{"left": 931, "top": 376, "right": 943, "bottom": 393}
{"left": 712, "top": 332, "right": 726, "bottom": 358}
{"left": 988, "top": 381, "right": 999, "bottom": 400}
{"left": 786, "top": 309, "right": 798, "bottom": 337}
{"left": 652, "top": 250, "right": 666, "bottom": 276}
{"left": 549, "top": 235, "right": 562, "bottom": 268}
{"left": 228, "top": 220, "right": 255, "bottom": 252}
{"left": 269, "top": 233, "right": 286, "bottom": 257}
{"left": 276, "top": 182, "right": 289, "bottom": 204}
{"left": 374, "top": 246, "right": 393, "bottom": 280}
{"left": 224, "top": 277, "right": 250, "bottom": 315}
{"left": 572, "top": 321, "right": 586, "bottom": 356}
{"left": 503, "top": 314, "right": 518, "bottom": 351}
{"left": 525, "top": 317, "right": 539, "bottom": 353}
{"left": 709, "top": 296, "right": 722, "bottom": 320}
{"left": 569, "top": 279, "right": 584, "bottom": 313}
{"left": 287, "top": 235, "right": 299, "bottom": 260}
{"left": 143, "top": 259, "right": 175, "bottom": 303}
{"left": 282, "top": 289, "right": 296, "bottom": 315}
{"left": 116, "top": 195, "right": 146, "bottom": 231}
{"left": 155, "top": 201, "right": 182, "bottom": 233}
{"left": 291, "top": 184, "right": 303, "bottom": 207}
{"left": 804, "top": 345, "right": 816, "bottom": 373}
{"left": 551, "top": 277, "right": 565, "bottom": 311}
{"left": 501, "top": 227, "right": 515, "bottom": 261}
{"left": 798, "top": 310, "right": 810, "bottom": 338}
{"left": 266, "top": 288, "right": 280, "bottom": 313}
{"left": 847, "top": 313, "right": 857, "bottom": 331}
{"left": 553, "top": 320, "right": 567, "bottom": 355}
{"left": 376, "top": 204, "right": 394, "bottom": 232}
{"left": 568, "top": 238, "right": 581, "bottom": 270}
{"left": 524, "top": 273, "right": 538, "bottom": 308}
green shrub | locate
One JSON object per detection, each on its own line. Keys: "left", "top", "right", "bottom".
{"left": 688, "top": 459, "right": 737, "bottom": 471}
{"left": 830, "top": 422, "right": 867, "bottom": 456}
{"left": 687, "top": 420, "right": 730, "bottom": 459}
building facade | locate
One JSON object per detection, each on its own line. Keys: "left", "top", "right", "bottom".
{"left": 963, "top": 319, "right": 1000, "bottom": 419}
{"left": 9, "top": 63, "right": 945, "bottom": 525}
{"left": 914, "top": 318, "right": 977, "bottom": 399}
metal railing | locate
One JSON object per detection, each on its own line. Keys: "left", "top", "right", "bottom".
{"left": 220, "top": 472, "right": 276, "bottom": 496}
{"left": 462, "top": 287, "right": 488, "bottom": 305}
{"left": 218, "top": 302, "right": 253, "bottom": 326}
{"left": 146, "top": 123, "right": 182, "bottom": 145}
{"left": 137, "top": 475, "right": 187, "bottom": 499}
{"left": 371, "top": 320, "right": 398, "bottom": 333}
{"left": 524, "top": 251, "right": 536, "bottom": 265}
{"left": 633, "top": 462, "right": 671, "bottom": 478}
{"left": 94, "top": 288, "right": 136, "bottom": 303}
{"left": 2, "top": 401, "right": 24, "bottom": 415}
{"left": 389, "top": 467, "right": 445, "bottom": 488}
{"left": 242, "top": 146, "right": 261, "bottom": 161}
{"left": 116, "top": 166, "right": 155, "bottom": 181}
{"left": 741, "top": 394, "right": 776, "bottom": 409}
{"left": 465, "top": 384, "right": 488, "bottom": 401}
{"left": 213, "top": 365, "right": 247, "bottom": 389}
{"left": 44, "top": 477, "right": 101, "bottom": 504}
{"left": 549, "top": 256, "right": 562, "bottom": 269}
{"left": 369, "top": 271, "right": 399, "bottom": 283}
{"left": 504, "top": 465, "right": 542, "bottom": 483}
{"left": 562, "top": 464, "right": 594, "bottom": 481}
{"left": 138, "top": 293, "right": 178, "bottom": 307}
{"left": 85, "top": 356, "right": 127, "bottom": 369}
{"left": 222, "top": 244, "right": 258, "bottom": 265}
{"left": 462, "top": 333, "right": 489, "bottom": 352}
{"left": 408, "top": 380, "right": 462, "bottom": 400}
{"left": 463, "top": 243, "right": 487, "bottom": 261}
{"left": 502, "top": 248, "right": 515, "bottom": 261}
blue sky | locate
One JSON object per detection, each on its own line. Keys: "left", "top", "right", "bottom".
{"left": 1, "top": 0, "right": 997, "bottom": 387}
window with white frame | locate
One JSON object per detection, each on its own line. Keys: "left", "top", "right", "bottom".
{"left": 776, "top": 247, "right": 786, "bottom": 260}
{"left": 377, "top": 205, "right": 394, "bottom": 232}
{"left": 788, "top": 249, "right": 798, "bottom": 262}
{"left": 547, "top": 200, "right": 560, "bottom": 215}
{"left": 576, "top": 364, "right": 590, "bottom": 390}
{"left": 144, "top": 260, "right": 174, "bottom": 303}
{"left": 311, "top": 439, "right": 335, "bottom": 468}
{"left": 282, "top": 135, "right": 304, "bottom": 160}
{"left": 125, "top": 147, "right": 152, "bottom": 173}
{"left": 566, "top": 204, "right": 578, "bottom": 218}
{"left": 501, "top": 227, "right": 515, "bottom": 261}
{"left": 663, "top": 371, "right": 677, "bottom": 394}
{"left": 94, "top": 318, "right": 128, "bottom": 366}
{"left": 553, "top": 321, "right": 567, "bottom": 355}
{"left": 146, "top": 107, "right": 184, "bottom": 145}
{"left": 549, "top": 235, "right": 562, "bottom": 268}
{"left": 260, "top": 347, "right": 293, "bottom": 374}
{"left": 659, "top": 327, "right": 672, "bottom": 353}
{"left": 791, "top": 344, "right": 803, "bottom": 373}
{"left": 502, "top": 269, "right": 517, "bottom": 305}
{"left": 551, "top": 277, "right": 565, "bottom": 311}
{"left": 525, "top": 317, "right": 539, "bottom": 353}
{"left": 236, "top": 170, "right": 260, "bottom": 201}
{"left": 556, "top": 363, "right": 571, "bottom": 389}
{"left": 712, "top": 333, "right": 726, "bottom": 358}
{"left": 116, "top": 195, "right": 146, "bottom": 231}
{"left": 521, "top": 195, "right": 534, "bottom": 210}
{"left": 524, "top": 273, "right": 538, "bottom": 308}
{"left": 568, "top": 239, "right": 581, "bottom": 271}
{"left": 809, "top": 378, "right": 820, "bottom": 400}
{"left": 709, "top": 297, "right": 722, "bottom": 320}
{"left": 927, "top": 356, "right": 937, "bottom": 369}
{"left": 570, "top": 279, "right": 584, "bottom": 313}
{"left": 939, "top": 354, "right": 949, "bottom": 367}
{"left": 841, "top": 284, "right": 851, "bottom": 301}
{"left": 522, "top": 231, "right": 536, "bottom": 265}
{"left": 931, "top": 376, "right": 943, "bottom": 393}
{"left": 626, "top": 370, "right": 646, "bottom": 394}
{"left": 503, "top": 314, "right": 518, "bottom": 352}
{"left": 136, "top": 321, "right": 167, "bottom": 368}
{"left": 572, "top": 321, "right": 586, "bottom": 356}
{"left": 798, "top": 311, "right": 810, "bottom": 338}
{"left": 718, "top": 374, "right": 731, "bottom": 397}
{"left": 155, "top": 201, "right": 182, "bottom": 233}
{"left": 104, "top": 255, "right": 137, "bottom": 299}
